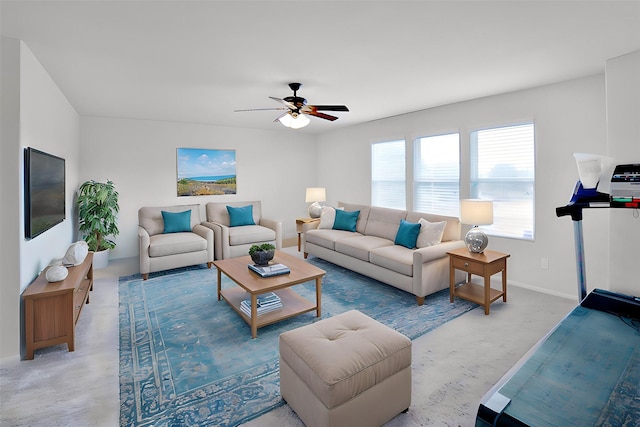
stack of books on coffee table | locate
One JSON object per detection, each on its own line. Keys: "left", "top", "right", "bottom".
{"left": 240, "top": 292, "right": 283, "bottom": 317}
{"left": 248, "top": 263, "right": 291, "bottom": 277}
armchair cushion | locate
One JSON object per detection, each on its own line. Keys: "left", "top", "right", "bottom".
{"left": 161, "top": 210, "right": 191, "bottom": 233}
{"left": 149, "top": 232, "right": 207, "bottom": 257}
{"left": 229, "top": 225, "right": 276, "bottom": 246}
{"left": 227, "top": 205, "right": 256, "bottom": 227}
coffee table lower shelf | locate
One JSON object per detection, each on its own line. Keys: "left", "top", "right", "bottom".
{"left": 220, "top": 287, "right": 317, "bottom": 332}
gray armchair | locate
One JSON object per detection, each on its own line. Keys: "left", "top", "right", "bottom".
{"left": 138, "top": 204, "right": 213, "bottom": 279}
{"left": 202, "top": 201, "right": 282, "bottom": 260}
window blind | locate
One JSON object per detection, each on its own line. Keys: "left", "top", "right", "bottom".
{"left": 371, "top": 140, "right": 406, "bottom": 209}
{"left": 414, "top": 133, "right": 460, "bottom": 217}
{"left": 471, "top": 123, "right": 535, "bottom": 239}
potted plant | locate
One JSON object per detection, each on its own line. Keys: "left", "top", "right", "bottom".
{"left": 249, "top": 243, "right": 275, "bottom": 266}
{"left": 77, "top": 179, "right": 120, "bottom": 269}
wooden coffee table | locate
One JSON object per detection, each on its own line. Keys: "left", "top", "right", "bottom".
{"left": 214, "top": 250, "right": 325, "bottom": 338}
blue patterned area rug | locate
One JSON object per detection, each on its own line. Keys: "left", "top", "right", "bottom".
{"left": 119, "top": 257, "right": 477, "bottom": 426}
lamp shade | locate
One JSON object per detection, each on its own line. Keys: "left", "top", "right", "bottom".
{"left": 279, "top": 113, "right": 310, "bottom": 129}
{"left": 305, "top": 187, "right": 326, "bottom": 203}
{"left": 460, "top": 199, "right": 493, "bottom": 226}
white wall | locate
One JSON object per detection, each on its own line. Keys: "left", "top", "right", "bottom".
{"left": 1, "top": 37, "right": 23, "bottom": 362}
{"left": 316, "top": 75, "right": 612, "bottom": 300}
{"left": 19, "top": 42, "right": 80, "bottom": 290}
{"left": 606, "top": 50, "right": 640, "bottom": 295}
{"left": 0, "top": 39, "right": 80, "bottom": 361}
{"left": 79, "top": 118, "right": 318, "bottom": 259}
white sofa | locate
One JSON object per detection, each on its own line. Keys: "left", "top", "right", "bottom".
{"left": 303, "top": 202, "right": 466, "bottom": 305}
{"left": 202, "top": 201, "right": 282, "bottom": 260}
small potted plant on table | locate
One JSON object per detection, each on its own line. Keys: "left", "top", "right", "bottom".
{"left": 249, "top": 243, "right": 276, "bottom": 266}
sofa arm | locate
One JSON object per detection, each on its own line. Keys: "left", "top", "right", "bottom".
{"left": 138, "top": 226, "right": 151, "bottom": 275}
{"left": 413, "top": 240, "right": 466, "bottom": 264}
{"left": 202, "top": 221, "right": 229, "bottom": 260}
{"left": 259, "top": 218, "right": 282, "bottom": 249}
{"left": 193, "top": 224, "right": 214, "bottom": 263}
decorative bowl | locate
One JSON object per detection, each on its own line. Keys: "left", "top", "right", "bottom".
{"left": 250, "top": 249, "right": 275, "bottom": 266}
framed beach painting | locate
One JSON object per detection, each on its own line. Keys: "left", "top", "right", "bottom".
{"left": 176, "top": 148, "right": 237, "bottom": 196}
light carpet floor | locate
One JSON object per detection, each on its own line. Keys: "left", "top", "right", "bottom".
{"left": 1, "top": 248, "right": 576, "bottom": 426}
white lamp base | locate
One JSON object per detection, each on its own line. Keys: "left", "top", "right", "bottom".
{"left": 465, "top": 226, "right": 489, "bottom": 253}
{"left": 308, "top": 202, "right": 323, "bottom": 218}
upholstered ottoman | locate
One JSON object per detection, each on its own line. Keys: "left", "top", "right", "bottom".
{"left": 279, "top": 310, "right": 412, "bottom": 427}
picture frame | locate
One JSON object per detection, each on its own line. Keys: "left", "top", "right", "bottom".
{"left": 176, "top": 148, "right": 236, "bottom": 196}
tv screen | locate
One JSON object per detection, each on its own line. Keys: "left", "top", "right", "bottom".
{"left": 24, "top": 147, "right": 66, "bottom": 239}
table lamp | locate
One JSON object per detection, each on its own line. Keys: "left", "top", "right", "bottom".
{"left": 460, "top": 199, "right": 493, "bottom": 253}
{"left": 305, "top": 187, "right": 326, "bottom": 218}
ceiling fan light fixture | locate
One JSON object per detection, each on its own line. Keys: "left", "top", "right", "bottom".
{"left": 279, "top": 112, "right": 310, "bottom": 129}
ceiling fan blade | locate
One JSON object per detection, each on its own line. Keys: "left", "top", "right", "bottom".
{"left": 269, "top": 96, "right": 295, "bottom": 109}
{"left": 305, "top": 110, "right": 339, "bottom": 121}
{"left": 308, "top": 105, "right": 349, "bottom": 112}
{"left": 234, "top": 107, "right": 287, "bottom": 112}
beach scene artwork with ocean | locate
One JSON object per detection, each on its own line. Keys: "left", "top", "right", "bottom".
{"left": 177, "top": 148, "right": 237, "bottom": 196}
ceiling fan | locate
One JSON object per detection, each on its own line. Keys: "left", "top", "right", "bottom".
{"left": 235, "top": 83, "right": 349, "bottom": 128}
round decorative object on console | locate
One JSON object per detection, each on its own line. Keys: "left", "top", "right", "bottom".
{"left": 464, "top": 226, "right": 489, "bottom": 253}
{"left": 62, "top": 241, "right": 89, "bottom": 266}
{"left": 46, "top": 264, "right": 68, "bottom": 282}
{"left": 308, "top": 202, "right": 323, "bottom": 219}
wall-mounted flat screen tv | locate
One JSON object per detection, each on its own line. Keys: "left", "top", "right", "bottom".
{"left": 24, "top": 147, "right": 66, "bottom": 239}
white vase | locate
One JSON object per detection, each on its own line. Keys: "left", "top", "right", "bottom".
{"left": 92, "top": 249, "right": 110, "bottom": 269}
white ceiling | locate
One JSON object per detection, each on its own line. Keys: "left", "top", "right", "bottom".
{"left": 2, "top": 1, "right": 639, "bottom": 134}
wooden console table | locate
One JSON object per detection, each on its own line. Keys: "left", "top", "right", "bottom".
{"left": 448, "top": 247, "right": 510, "bottom": 315}
{"left": 22, "top": 253, "right": 93, "bottom": 359}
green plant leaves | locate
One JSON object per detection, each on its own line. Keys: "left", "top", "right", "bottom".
{"left": 77, "top": 180, "right": 119, "bottom": 251}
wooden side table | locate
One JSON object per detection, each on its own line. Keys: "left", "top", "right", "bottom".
{"left": 296, "top": 218, "right": 320, "bottom": 251}
{"left": 447, "top": 247, "right": 510, "bottom": 315}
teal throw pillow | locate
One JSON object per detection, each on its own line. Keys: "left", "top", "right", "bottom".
{"left": 227, "top": 205, "right": 255, "bottom": 227}
{"left": 394, "top": 219, "right": 421, "bottom": 249}
{"left": 333, "top": 209, "right": 359, "bottom": 232}
{"left": 162, "top": 210, "right": 192, "bottom": 233}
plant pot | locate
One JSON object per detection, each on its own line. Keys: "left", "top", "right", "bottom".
{"left": 250, "top": 249, "right": 274, "bottom": 266}
{"left": 92, "top": 249, "right": 110, "bottom": 269}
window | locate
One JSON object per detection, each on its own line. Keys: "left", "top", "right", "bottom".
{"left": 470, "top": 123, "right": 535, "bottom": 239}
{"left": 414, "top": 133, "right": 460, "bottom": 217}
{"left": 371, "top": 140, "right": 405, "bottom": 209}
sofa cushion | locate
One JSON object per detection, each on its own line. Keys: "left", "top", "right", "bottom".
{"left": 162, "top": 210, "right": 192, "bottom": 233}
{"left": 306, "top": 229, "right": 362, "bottom": 251}
{"left": 369, "top": 245, "right": 415, "bottom": 276}
{"left": 406, "top": 211, "right": 460, "bottom": 242}
{"left": 227, "top": 205, "right": 256, "bottom": 227}
{"left": 333, "top": 209, "right": 359, "bottom": 232}
{"left": 228, "top": 225, "right": 276, "bottom": 246}
{"left": 417, "top": 218, "right": 446, "bottom": 247}
{"left": 149, "top": 232, "right": 207, "bottom": 257}
{"left": 335, "top": 235, "right": 394, "bottom": 262}
{"left": 364, "top": 206, "right": 407, "bottom": 240}
{"left": 395, "top": 219, "right": 421, "bottom": 249}
{"left": 318, "top": 206, "right": 337, "bottom": 229}
{"left": 338, "top": 202, "right": 370, "bottom": 234}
